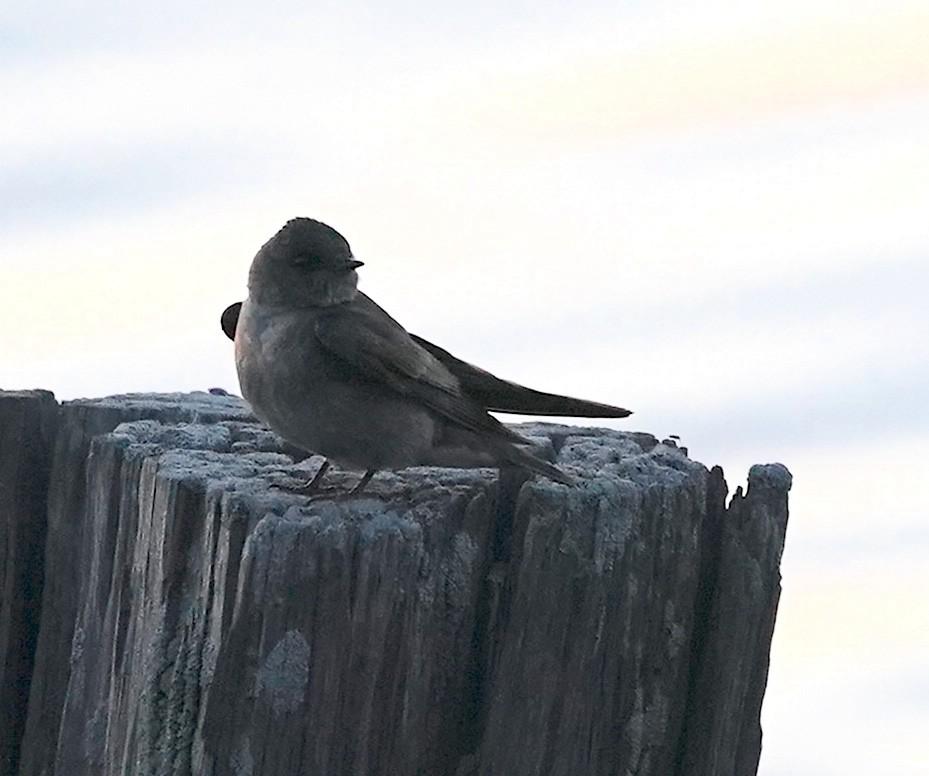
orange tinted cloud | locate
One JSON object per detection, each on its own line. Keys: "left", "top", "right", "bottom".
{"left": 447, "top": 4, "right": 929, "bottom": 143}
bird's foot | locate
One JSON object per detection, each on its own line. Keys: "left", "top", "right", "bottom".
{"left": 271, "top": 460, "right": 331, "bottom": 495}
{"left": 270, "top": 465, "right": 377, "bottom": 500}
{"left": 346, "top": 469, "right": 376, "bottom": 497}
{"left": 316, "top": 470, "right": 377, "bottom": 500}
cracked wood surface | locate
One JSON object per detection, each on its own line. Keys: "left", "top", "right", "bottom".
{"left": 0, "top": 390, "right": 790, "bottom": 776}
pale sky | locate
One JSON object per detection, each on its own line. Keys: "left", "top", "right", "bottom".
{"left": 3, "top": 2, "right": 928, "bottom": 773}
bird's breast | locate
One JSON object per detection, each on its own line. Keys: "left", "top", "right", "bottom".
{"left": 234, "top": 301, "right": 436, "bottom": 469}
{"left": 235, "top": 304, "right": 320, "bottom": 423}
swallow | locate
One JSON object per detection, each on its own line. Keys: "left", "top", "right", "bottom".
{"left": 225, "top": 218, "right": 630, "bottom": 493}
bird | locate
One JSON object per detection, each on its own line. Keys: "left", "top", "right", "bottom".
{"left": 225, "top": 217, "right": 630, "bottom": 494}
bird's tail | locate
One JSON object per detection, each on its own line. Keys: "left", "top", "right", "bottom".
{"left": 410, "top": 334, "right": 631, "bottom": 418}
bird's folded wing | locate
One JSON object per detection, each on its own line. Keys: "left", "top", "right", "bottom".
{"left": 221, "top": 302, "right": 242, "bottom": 341}
{"left": 314, "top": 296, "right": 525, "bottom": 443}
{"left": 409, "top": 335, "right": 631, "bottom": 418}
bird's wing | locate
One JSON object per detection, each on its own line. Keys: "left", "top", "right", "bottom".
{"left": 409, "top": 334, "right": 632, "bottom": 418}
{"left": 221, "top": 302, "right": 242, "bottom": 341}
{"left": 314, "top": 294, "right": 526, "bottom": 443}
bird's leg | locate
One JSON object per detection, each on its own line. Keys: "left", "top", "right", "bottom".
{"left": 275, "top": 463, "right": 375, "bottom": 499}
{"left": 307, "top": 459, "right": 332, "bottom": 490}
{"left": 271, "top": 458, "right": 331, "bottom": 495}
{"left": 347, "top": 469, "right": 376, "bottom": 496}
{"left": 284, "top": 459, "right": 331, "bottom": 494}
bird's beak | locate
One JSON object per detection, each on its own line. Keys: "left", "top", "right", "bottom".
{"left": 344, "top": 258, "right": 364, "bottom": 271}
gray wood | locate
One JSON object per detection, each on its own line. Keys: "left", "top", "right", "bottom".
{"left": 15, "top": 392, "right": 255, "bottom": 776}
{"left": 2, "top": 392, "right": 790, "bottom": 776}
{"left": 0, "top": 390, "right": 58, "bottom": 776}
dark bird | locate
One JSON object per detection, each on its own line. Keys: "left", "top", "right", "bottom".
{"left": 224, "top": 218, "right": 630, "bottom": 493}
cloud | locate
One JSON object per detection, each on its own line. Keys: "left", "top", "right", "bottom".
{"left": 761, "top": 560, "right": 929, "bottom": 773}
{"left": 0, "top": 139, "right": 264, "bottom": 230}
{"left": 437, "top": 1, "right": 929, "bottom": 145}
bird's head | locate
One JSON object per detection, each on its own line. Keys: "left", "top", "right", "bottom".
{"left": 247, "top": 218, "right": 364, "bottom": 307}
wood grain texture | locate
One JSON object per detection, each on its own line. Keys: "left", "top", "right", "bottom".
{"left": 2, "top": 392, "right": 790, "bottom": 776}
{"left": 0, "top": 390, "right": 58, "bottom": 776}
